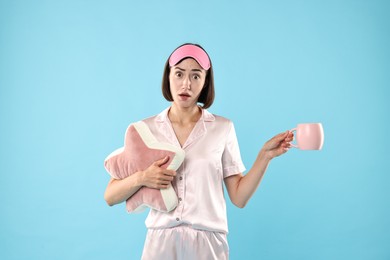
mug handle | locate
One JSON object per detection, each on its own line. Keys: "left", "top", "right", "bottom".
{"left": 289, "top": 128, "right": 298, "bottom": 148}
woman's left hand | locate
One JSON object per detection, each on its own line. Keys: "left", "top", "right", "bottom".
{"left": 261, "top": 131, "right": 294, "bottom": 160}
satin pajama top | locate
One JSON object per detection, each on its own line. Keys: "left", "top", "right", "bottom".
{"left": 143, "top": 107, "right": 246, "bottom": 234}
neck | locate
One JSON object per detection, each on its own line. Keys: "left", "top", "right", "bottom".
{"left": 169, "top": 104, "right": 202, "bottom": 124}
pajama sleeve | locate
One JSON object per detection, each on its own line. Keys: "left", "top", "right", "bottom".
{"left": 222, "top": 121, "right": 246, "bottom": 178}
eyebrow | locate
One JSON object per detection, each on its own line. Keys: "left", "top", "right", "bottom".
{"left": 174, "top": 67, "right": 204, "bottom": 73}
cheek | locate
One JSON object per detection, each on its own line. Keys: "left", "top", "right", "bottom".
{"left": 169, "top": 84, "right": 176, "bottom": 96}
{"left": 169, "top": 77, "right": 179, "bottom": 91}
{"left": 195, "top": 80, "right": 206, "bottom": 94}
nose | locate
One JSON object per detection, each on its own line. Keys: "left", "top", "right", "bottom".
{"left": 182, "top": 76, "right": 191, "bottom": 90}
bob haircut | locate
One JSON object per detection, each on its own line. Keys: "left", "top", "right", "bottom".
{"left": 162, "top": 43, "right": 215, "bottom": 109}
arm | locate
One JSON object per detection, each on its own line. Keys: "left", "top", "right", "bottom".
{"left": 224, "top": 131, "right": 293, "bottom": 208}
{"left": 104, "top": 156, "right": 176, "bottom": 206}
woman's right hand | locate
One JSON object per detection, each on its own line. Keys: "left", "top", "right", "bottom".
{"left": 140, "top": 156, "right": 177, "bottom": 189}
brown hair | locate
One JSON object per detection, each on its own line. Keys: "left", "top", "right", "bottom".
{"left": 162, "top": 43, "right": 215, "bottom": 109}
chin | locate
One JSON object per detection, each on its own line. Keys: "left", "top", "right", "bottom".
{"left": 173, "top": 101, "right": 197, "bottom": 109}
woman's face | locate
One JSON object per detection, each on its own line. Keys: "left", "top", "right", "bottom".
{"left": 169, "top": 58, "right": 207, "bottom": 109}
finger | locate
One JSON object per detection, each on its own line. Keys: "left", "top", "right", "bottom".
{"left": 158, "top": 179, "right": 170, "bottom": 185}
{"left": 280, "top": 132, "right": 294, "bottom": 144}
{"left": 154, "top": 156, "right": 169, "bottom": 167}
{"left": 274, "top": 131, "right": 289, "bottom": 141}
{"left": 153, "top": 183, "right": 169, "bottom": 190}
{"left": 283, "top": 141, "right": 292, "bottom": 150}
{"left": 159, "top": 183, "right": 170, "bottom": 189}
{"left": 286, "top": 132, "right": 294, "bottom": 140}
{"left": 158, "top": 174, "right": 175, "bottom": 182}
{"left": 159, "top": 179, "right": 173, "bottom": 188}
{"left": 162, "top": 169, "right": 176, "bottom": 177}
{"left": 284, "top": 135, "right": 294, "bottom": 142}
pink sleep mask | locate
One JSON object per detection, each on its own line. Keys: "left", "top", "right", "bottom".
{"left": 104, "top": 121, "right": 185, "bottom": 213}
{"left": 169, "top": 44, "right": 211, "bottom": 70}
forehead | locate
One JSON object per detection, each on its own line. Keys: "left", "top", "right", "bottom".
{"left": 172, "top": 58, "right": 205, "bottom": 72}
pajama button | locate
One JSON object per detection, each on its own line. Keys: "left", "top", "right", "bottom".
{"left": 179, "top": 198, "right": 182, "bottom": 201}
{"left": 179, "top": 177, "right": 183, "bottom": 180}
{"left": 176, "top": 218, "right": 180, "bottom": 221}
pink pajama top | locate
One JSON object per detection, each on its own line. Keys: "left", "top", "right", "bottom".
{"left": 142, "top": 107, "right": 246, "bottom": 234}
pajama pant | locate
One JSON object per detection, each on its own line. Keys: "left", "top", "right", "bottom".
{"left": 141, "top": 225, "right": 229, "bottom": 260}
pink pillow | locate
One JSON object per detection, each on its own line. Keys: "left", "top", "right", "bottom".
{"left": 104, "top": 121, "right": 185, "bottom": 213}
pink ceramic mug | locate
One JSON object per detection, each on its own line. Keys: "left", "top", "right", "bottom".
{"left": 290, "top": 123, "right": 324, "bottom": 150}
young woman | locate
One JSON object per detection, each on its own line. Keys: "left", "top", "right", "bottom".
{"left": 104, "top": 43, "right": 293, "bottom": 259}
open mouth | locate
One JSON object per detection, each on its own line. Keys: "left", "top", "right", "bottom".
{"left": 178, "top": 93, "right": 191, "bottom": 101}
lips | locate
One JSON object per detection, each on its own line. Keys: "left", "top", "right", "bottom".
{"left": 178, "top": 93, "right": 191, "bottom": 101}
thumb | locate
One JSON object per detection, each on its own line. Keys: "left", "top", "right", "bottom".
{"left": 154, "top": 156, "right": 169, "bottom": 167}
{"left": 274, "top": 131, "right": 289, "bottom": 141}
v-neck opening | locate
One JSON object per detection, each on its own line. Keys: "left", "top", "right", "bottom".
{"left": 167, "top": 110, "right": 204, "bottom": 149}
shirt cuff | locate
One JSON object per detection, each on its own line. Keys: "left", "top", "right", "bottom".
{"left": 223, "top": 164, "right": 246, "bottom": 178}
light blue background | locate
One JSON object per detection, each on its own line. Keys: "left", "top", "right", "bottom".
{"left": 1, "top": 0, "right": 389, "bottom": 259}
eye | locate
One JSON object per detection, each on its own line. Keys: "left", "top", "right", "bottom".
{"left": 175, "top": 72, "right": 183, "bottom": 78}
{"left": 193, "top": 74, "right": 201, "bottom": 80}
